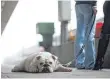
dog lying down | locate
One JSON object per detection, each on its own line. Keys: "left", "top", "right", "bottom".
{"left": 12, "top": 52, "right": 72, "bottom": 73}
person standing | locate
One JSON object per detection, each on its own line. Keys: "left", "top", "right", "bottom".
{"left": 74, "top": 0, "right": 97, "bottom": 69}
{"left": 93, "top": 1, "right": 110, "bottom": 70}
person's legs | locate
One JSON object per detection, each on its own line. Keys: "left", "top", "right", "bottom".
{"left": 93, "top": 22, "right": 110, "bottom": 70}
{"left": 93, "top": 1, "right": 110, "bottom": 70}
{"left": 96, "top": 17, "right": 110, "bottom": 60}
{"left": 74, "top": 4, "right": 85, "bottom": 68}
{"left": 78, "top": 4, "right": 96, "bottom": 69}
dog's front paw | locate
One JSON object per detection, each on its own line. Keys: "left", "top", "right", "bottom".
{"left": 28, "top": 66, "right": 38, "bottom": 73}
{"left": 56, "top": 65, "right": 73, "bottom": 72}
{"left": 63, "top": 67, "right": 72, "bottom": 72}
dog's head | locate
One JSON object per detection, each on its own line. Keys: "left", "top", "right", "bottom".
{"left": 35, "top": 52, "right": 58, "bottom": 73}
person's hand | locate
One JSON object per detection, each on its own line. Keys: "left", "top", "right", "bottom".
{"left": 93, "top": 6, "right": 97, "bottom": 15}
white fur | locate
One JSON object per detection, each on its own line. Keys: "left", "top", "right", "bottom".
{"left": 12, "top": 52, "right": 72, "bottom": 73}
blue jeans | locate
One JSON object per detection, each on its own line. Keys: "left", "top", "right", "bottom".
{"left": 74, "top": 4, "right": 96, "bottom": 69}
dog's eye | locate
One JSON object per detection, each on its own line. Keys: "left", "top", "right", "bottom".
{"left": 40, "top": 62, "right": 43, "bottom": 65}
{"left": 49, "top": 62, "right": 52, "bottom": 64}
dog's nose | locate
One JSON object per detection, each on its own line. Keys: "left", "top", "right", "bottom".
{"left": 42, "top": 68, "right": 50, "bottom": 73}
{"left": 43, "top": 64, "right": 49, "bottom": 67}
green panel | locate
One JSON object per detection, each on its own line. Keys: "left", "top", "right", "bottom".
{"left": 43, "top": 34, "right": 53, "bottom": 45}
{"left": 37, "top": 22, "right": 54, "bottom": 34}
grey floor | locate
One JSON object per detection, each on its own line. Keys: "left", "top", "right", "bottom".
{"left": 1, "top": 64, "right": 110, "bottom": 78}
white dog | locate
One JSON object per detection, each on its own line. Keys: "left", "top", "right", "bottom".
{"left": 12, "top": 52, "right": 72, "bottom": 73}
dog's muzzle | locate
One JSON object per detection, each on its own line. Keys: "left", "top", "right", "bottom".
{"left": 42, "top": 64, "right": 50, "bottom": 73}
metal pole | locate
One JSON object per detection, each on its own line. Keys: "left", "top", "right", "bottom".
{"left": 60, "top": 21, "right": 68, "bottom": 45}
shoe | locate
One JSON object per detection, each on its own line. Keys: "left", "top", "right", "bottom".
{"left": 93, "top": 57, "right": 104, "bottom": 70}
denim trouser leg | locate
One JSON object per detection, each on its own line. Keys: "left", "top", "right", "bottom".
{"left": 84, "top": 15, "right": 96, "bottom": 69}
{"left": 74, "top": 4, "right": 85, "bottom": 68}
{"left": 74, "top": 4, "right": 96, "bottom": 69}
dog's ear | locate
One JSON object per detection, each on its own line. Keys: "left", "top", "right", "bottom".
{"left": 36, "top": 56, "right": 41, "bottom": 60}
{"left": 52, "top": 55, "right": 58, "bottom": 61}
